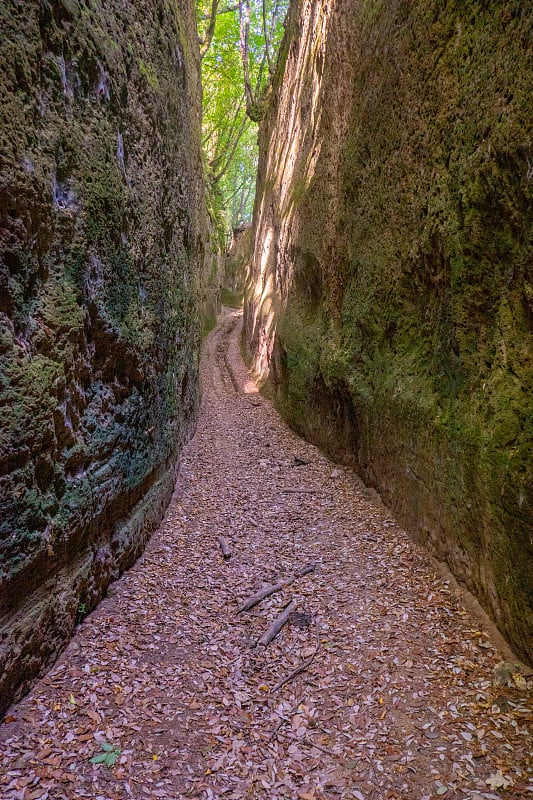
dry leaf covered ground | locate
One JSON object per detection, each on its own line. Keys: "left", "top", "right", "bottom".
{"left": 1, "top": 309, "right": 532, "bottom": 800}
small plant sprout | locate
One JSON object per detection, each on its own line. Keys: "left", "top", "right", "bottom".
{"left": 89, "top": 741, "right": 121, "bottom": 767}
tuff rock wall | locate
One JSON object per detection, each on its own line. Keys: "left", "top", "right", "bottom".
{"left": 0, "top": 0, "right": 206, "bottom": 713}
{"left": 244, "top": 0, "right": 533, "bottom": 663}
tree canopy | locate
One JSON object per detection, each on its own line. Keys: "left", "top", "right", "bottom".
{"left": 197, "top": 0, "right": 288, "bottom": 235}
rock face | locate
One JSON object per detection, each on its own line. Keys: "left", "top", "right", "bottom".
{"left": 245, "top": 0, "right": 533, "bottom": 663}
{"left": 0, "top": 0, "right": 205, "bottom": 713}
{"left": 225, "top": 223, "right": 252, "bottom": 298}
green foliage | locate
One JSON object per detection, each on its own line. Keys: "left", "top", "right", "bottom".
{"left": 89, "top": 741, "right": 121, "bottom": 767}
{"left": 198, "top": 0, "right": 287, "bottom": 234}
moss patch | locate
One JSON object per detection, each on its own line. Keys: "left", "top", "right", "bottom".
{"left": 245, "top": 0, "right": 533, "bottom": 661}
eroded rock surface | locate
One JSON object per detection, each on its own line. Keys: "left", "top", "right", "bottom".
{"left": 0, "top": 0, "right": 205, "bottom": 713}
{"left": 244, "top": 0, "right": 533, "bottom": 662}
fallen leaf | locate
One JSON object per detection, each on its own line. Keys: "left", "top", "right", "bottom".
{"left": 486, "top": 771, "right": 513, "bottom": 790}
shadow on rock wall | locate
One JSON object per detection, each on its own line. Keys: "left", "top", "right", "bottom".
{"left": 0, "top": 0, "right": 206, "bottom": 714}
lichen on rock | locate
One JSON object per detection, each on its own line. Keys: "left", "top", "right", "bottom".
{"left": 0, "top": 0, "right": 207, "bottom": 714}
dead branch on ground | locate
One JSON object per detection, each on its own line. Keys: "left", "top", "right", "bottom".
{"left": 268, "top": 696, "right": 304, "bottom": 742}
{"left": 236, "top": 564, "right": 315, "bottom": 614}
{"left": 272, "top": 618, "right": 321, "bottom": 691}
{"left": 218, "top": 536, "right": 232, "bottom": 560}
{"left": 258, "top": 600, "right": 297, "bottom": 647}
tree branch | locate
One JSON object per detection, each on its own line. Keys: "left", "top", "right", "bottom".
{"left": 212, "top": 115, "right": 249, "bottom": 183}
{"left": 200, "top": 0, "right": 220, "bottom": 59}
{"left": 199, "top": 3, "right": 238, "bottom": 20}
{"left": 262, "top": 0, "right": 273, "bottom": 75}
{"left": 210, "top": 95, "right": 246, "bottom": 167}
{"left": 239, "top": 0, "right": 256, "bottom": 117}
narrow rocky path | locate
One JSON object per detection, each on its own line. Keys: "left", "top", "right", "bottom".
{"left": 1, "top": 309, "right": 532, "bottom": 800}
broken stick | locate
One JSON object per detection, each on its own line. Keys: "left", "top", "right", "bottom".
{"left": 258, "top": 600, "right": 297, "bottom": 647}
{"left": 218, "top": 536, "right": 232, "bottom": 560}
{"left": 295, "top": 564, "right": 316, "bottom": 579}
{"left": 281, "top": 489, "right": 317, "bottom": 494}
{"left": 239, "top": 579, "right": 286, "bottom": 613}
{"left": 268, "top": 696, "right": 304, "bottom": 742}
{"left": 236, "top": 564, "right": 315, "bottom": 614}
{"left": 272, "top": 618, "right": 321, "bottom": 692}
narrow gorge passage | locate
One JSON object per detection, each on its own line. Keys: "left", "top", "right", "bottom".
{"left": 1, "top": 309, "right": 531, "bottom": 800}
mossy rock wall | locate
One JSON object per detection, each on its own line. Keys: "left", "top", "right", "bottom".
{"left": 0, "top": 0, "right": 206, "bottom": 713}
{"left": 245, "top": 0, "right": 533, "bottom": 663}
{"left": 225, "top": 224, "right": 252, "bottom": 300}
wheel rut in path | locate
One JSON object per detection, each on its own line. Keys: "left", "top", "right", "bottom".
{"left": 1, "top": 308, "right": 532, "bottom": 799}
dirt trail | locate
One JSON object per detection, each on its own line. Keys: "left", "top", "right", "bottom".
{"left": 1, "top": 309, "right": 532, "bottom": 800}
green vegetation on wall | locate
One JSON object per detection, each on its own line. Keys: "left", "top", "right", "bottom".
{"left": 246, "top": 0, "right": 533, "bottom": 662}
{"left": 0, "top": 0, "right": 204, "bottom": 714}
